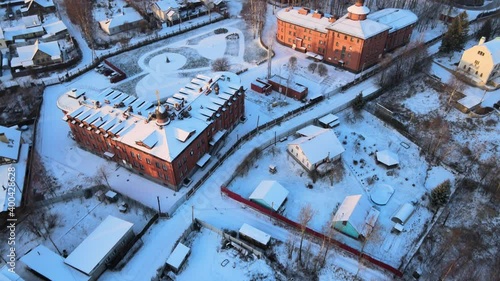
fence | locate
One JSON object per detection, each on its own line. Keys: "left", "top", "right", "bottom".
{"left": 220, "top": 187, "right": 403, "bottom": 277}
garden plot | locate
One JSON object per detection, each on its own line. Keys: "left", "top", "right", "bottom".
{"left": 175, "top": 228, "right": 276, "bottom": 281}
{"left": 228, "top": 109, "right": 454, "bottom": 267}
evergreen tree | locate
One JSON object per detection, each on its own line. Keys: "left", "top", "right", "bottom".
{"left": 440, "top": 11, "right": 469, "bottom": 53}
{"left": 430, "top": 180, "right": 451, "bottom": 208}
{"left": 476, "top": 19, "right": 492, "bottom": 41}
{"left": 352, "top": 93, "right": 365, "bottom": 110}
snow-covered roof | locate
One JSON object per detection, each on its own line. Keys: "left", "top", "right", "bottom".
{"left": 288, "top": 129, "right": 345, "bottom": 165}
{"left": 0, "top": 125, "right": 21, "bottom": 161}
{"left": 368, "top": 8, "right": 418, "bottom": 33}
{"left": 64, "top": 73, "right": 242, "bottom": 162}
{"left": 268, "top": 74, "right": 307, "bottom": 93}
{"left": 458, "top": 95, "right": 482, "bottom": 109}
{"left": 249, "top": 180, "right": 289, "bottom": 211}
{"left": 333, "top": 195, "right": 373, "bottom": 235}
{"left": 2, "top": 25, "right": 44, "bottom": 41}
{"left": 20, "top": 245, "right": 90, "bottom": 281}
{"left": 479, "top": 37, "right": 500, "bottom": 65}
{"left": 376, "top": 150, "right": 399, "bottom": 166}
{"left": 0, "top": 264, "right": 23, "bottom": 281}
{"left": 296, "top": 124, "right": 324, "bottom": 137}
{"left": 26, "top": 0, "right": 55, "bottom": 8}
{"left": 239, "top": 223, "right": 271, "bottom": 246}
{"left": 1, "top": 144, "right": 29, "bottom": 212}
{"left": 22, "top": 15, "right": 41, "bottom": 28}
{"left": 43, "top": 20, "right": 67, "bottom": 35}
{"left": 318, "top": 113, "right": 339, "bottom": 126}
{"left": 347, "top": 4, "right": 370, "bottom": 15}
{"left": 276, "top": 7, "right": 332, "bottom": 34}
{"left": 64, "top": 216, "right": 134, "bottom": 275}
{"left": 166, "top": 243, "right": 190, "bottom": 270}
{"left": 391, "top": 203, "right": 415, "bottom": 225}
{"left": 11, "top": 40, "right": 61, "bottom": 67}
{"left": 99, "top": 8, "right": 144, "bottom": 34}
{"left": 154, "top": 0, "right": 180, "bottom": 11}
{"left": 327, "top": 15, "right": 390, "bottom": 39}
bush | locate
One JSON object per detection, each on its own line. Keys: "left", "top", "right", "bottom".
{"left": 308, "top": 62, "right": 317, "bottom": 73}
{"left": 214, "top": 28, "right": 228, "bottom": 34}
{"left": 352, "top": 93, "right": 365, "bottom": 110}
{"left": 317, "top": 64, "right": 328, "bottom": 77}
{"left": 430, "top": 180, "right": 451, "bottom": 208}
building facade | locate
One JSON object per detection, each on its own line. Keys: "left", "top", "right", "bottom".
{"left": 457, "top": 37, "right": 500, "bottom": 85}
{"left": 276, "top": 0, "right": 417, "bottom": 72}
{"left": 59, "top": 73, "right": 245, "bottom": 191}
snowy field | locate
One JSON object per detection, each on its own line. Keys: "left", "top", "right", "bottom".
{"left": 175, "top": 228, "right": 276, "bottom": 281}
{"left": 228, "top": 109, "right": 455, "bottom": 267}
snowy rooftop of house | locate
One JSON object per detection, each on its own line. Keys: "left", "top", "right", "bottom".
{"left": 63, "top": 72, "right": 242, "bottom": 162}
{"left": 333, "top": 194, "right": 373, "bottom": 234}
{"left": 154, "top": 0, "right": 180, "bottom": 11}
{"left": 64, "top": 215, "right": 134, "bottom": 275}
{"left": 166, "top": 243, "right": 190, "bottom": 269}
{"left": 11, "top": 40, "right": 61, "bottom": 68}
{"left": 249, "top": 180, "right": 289, "bottom": 211}
{"left": 2, "top": 25, "right": 44, "bottom": 41}
{"left": 296, "top": 124, "right": 324, "bottom": 137}
{"left": 26, "top": 0, "right": 55, "bottom": 8}
{"left": 476, "top": 37, "right": 500, "bottom": 65}
{"left": 1, "top": 144, "right": 29, "bottom": 212}
{"left": 288, "top": 129, "right": 345, "bottom": 165}
{"left": 43, "top": 20, "right": 67, "bottom": 35}
{"left": 367, "top": 8, "right": 418, "bottom": 33}
{"left": 276, "top": 7, "right": 333, "bottom": 33}
{"left": 0, "top": 125, "right": 21, "bottom": 161}
{"left": 20, "top": 245, "right": 90, "bottom": 281}
{"left": 327, "top": 14, "right": 390, "bottom": 39}
{"left": 458, "top": 95, "right": 482, "bottom": 109}
{"left": 376, "top": 150, "right": 399, "bottom": 166}
{"left": 22, "top": 15, "right": 41, "bottom": 28}
{"left": 239, "top": 223, "right": 271, "bottom": 246}
{"left": 99, "top": 8, "right": 144, "bottom": 30}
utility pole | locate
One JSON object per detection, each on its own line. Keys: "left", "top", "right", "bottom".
{"left": 157, "top": 196, "right": 161, "bottom": 215}
{"left": 191, "top": 205, "right": 194, "bottom": 224}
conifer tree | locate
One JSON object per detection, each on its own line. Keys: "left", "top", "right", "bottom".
{"left": 440, "top": 11, "right": 469, "bottom": 53}
{"left": 476, "top": 19, "right": 492, "bottom": 41}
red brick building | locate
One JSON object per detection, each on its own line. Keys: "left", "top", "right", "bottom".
{"left": 276, "top": 0, "right": 418, "bottom": 72}
{"left": 58, "top": 73, "right": 245, "bottom": 191}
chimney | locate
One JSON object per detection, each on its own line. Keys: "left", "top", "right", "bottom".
{"left": 298, "top": 7, "right": 309, "bottom": 15}
{"left": 329, "top": 17, "right": 336, "bottom": 23}
{"left": 478, "top": 36, "right": 486, "bottom": 45}
{"left": 355, "top": 0, "right": 365, "bottom": 7}
{"left": 312, "top": 10, "right": 323, "bottom": 19}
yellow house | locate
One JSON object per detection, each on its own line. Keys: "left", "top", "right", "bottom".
{"left": 457, "top": 37, "right": 500, "bottom": 86}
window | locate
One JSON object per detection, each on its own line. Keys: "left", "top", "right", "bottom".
{"left": 146, "top": 158, "right": 151, "bottom": 164}
{"left": 156, "top": 162, "right": 160, "bottom": 168}
{"left": 130, "top": 151, "right": 134, "bottom": 158}
{"left": 477, "top": 51, "right": 485, "bottom": 56}
{"left": 162, "top": 164, "right": 167, "bottom": 171}
{"left": 344, "top": 35, "right": 347, "bottom": 40}
{"left": 190, "top": 150, "right": 194, "bottom": 156}
{"left": 139, "top": 164, "right": 144, "bottom": 170}
{"left": 474, "top": 60, "right": 480, "bottom": 65}
{"left": 137, "top": 154, "right": 141, "bottom": 160}
{"left": 336, "top": 42, "right": 339, "bottom": 47}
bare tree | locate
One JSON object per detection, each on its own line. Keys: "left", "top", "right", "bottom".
{"left": 298, "top": 204, "right": 314, "bottom": 266}
{"left": 308, "top": 62, "right": 317, "bottom": 73}
{"left": 95, "top": 164, "right": 112, "bottom": 188}
{"left": 63, "top": 0, "right": 96, "bottom": 59}
{"left": 212, "top": 57, "right": 230, "bottom": 71}
{"left": 317, "top": 64, "right": 328, "bottom": 77}
{"left": 446, "top": 75, "right": 466, "bottom": 105}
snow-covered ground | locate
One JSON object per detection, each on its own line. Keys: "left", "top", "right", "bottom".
{"left": 227, "top": 109, "right": 454, "bottom": 268}
{"left": 175, "top": 228, "right": 276, "bottom": 281}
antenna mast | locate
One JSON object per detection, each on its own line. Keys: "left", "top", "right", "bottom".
{"left": 155, "top": 90, "right": 161, "bottom": 107}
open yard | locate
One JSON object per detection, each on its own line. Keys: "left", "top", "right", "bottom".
{"left": 227, "top": 109, "right": 455, "bottom": 268}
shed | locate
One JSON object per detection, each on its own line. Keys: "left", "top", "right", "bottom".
{"left": 166, "top": 243, "right": 190, "bottom": 273}
{"left": 332, "top": 195, "right": 379, "bottom": 240}
{"left": 376, "top": 150, "right": 399, "bottom": 168}
{"left": 296, "top": 124, "right": 324, "bottom": 137}
{"left": 239, "top": 223, "right": 271, "bottom": 248}
{"left": 250, "top": 78, "right": 272, "bottom": 95}
{"left": 105, "top": 190, "right": 118, "bottom": 202}
{"left": 391, "top": 203, "right": 415, "bottom": 225}
{"left": 249, "top": 180, "right": 288, "bottom": 212}
{"left": 318, "top": 113, "right": 340, "bottom": 128}
{"left": 64, "top": 216, "right": 134, "bottom": 279}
